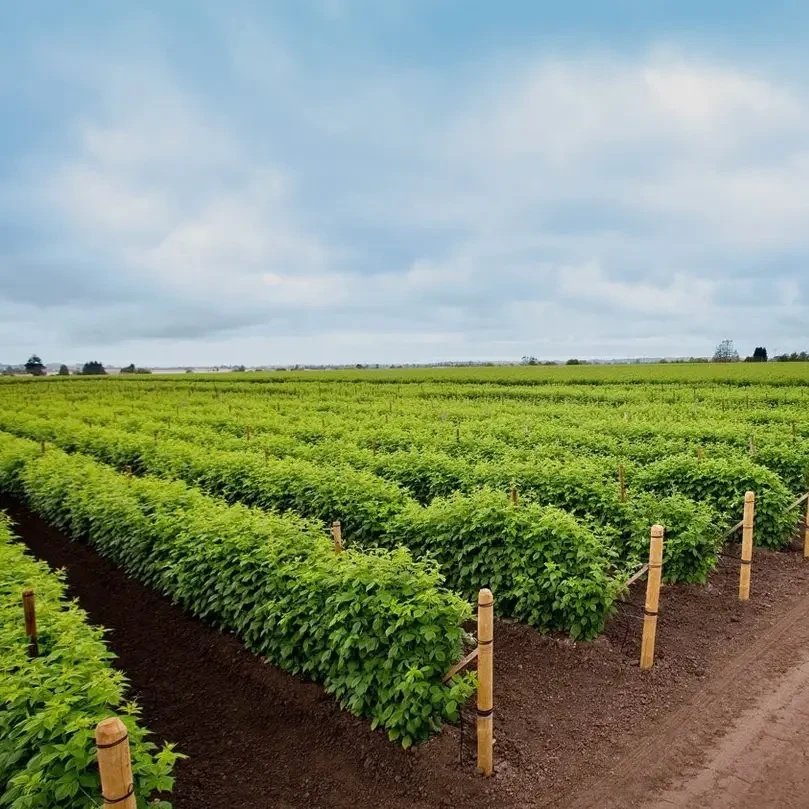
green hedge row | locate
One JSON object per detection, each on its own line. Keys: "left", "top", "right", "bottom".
{"left": 0, "top": 415, "right": 727, "bottom": 618}
{"left": 632, "top": 455, "right": 794, "bottom": 549}
{"left": 0, "top": 433, "right": 474, "bottom": 746}
{"left": 0, "top": 512, "right": 180, "bottom": 809}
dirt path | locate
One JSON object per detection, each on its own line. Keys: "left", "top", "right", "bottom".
{"left": 646, "top": 655, "right": 809, "bottom": 809}
{"left": 5, "top": 493, "right": 809, "bottom": 809}
{"left": 568, "top": 587, "right": 809, "bottom": 809}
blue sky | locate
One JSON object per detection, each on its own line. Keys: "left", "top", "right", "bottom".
{"left": 2, "top": 1, "right": 808, "bottom": 366}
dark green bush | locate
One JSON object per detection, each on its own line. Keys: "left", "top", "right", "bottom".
{"left": 0, "top": 513, "right": 180, "bottom": 808}
{"left": 0, "top": 433, "right": 473, "bottom": 746}
{"left": 632, "top": 455, "right": 794, "bottom": 548}
{"left": 390, "top": 488, "right": 621, "bottom": 639}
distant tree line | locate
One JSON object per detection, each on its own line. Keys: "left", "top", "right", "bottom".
{"left": 772, "top": 351, "right": 809, "bottom": 362}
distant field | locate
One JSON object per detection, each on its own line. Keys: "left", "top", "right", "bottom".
{"left": 1, "top": 362, "right": 808, "bottom": 741}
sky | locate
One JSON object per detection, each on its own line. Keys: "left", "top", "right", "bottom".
{"left": 1, "top": 1, "right": 808, "bottom": 366}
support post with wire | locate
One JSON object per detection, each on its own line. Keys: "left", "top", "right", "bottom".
{"left": 640, "top": 525, "right": 664, "bottom": 670}
{"left": 739, "top": 491, "right": 755, "bottom": 601}
{"left": 477, "top": 588, "right": 494, "bottom": 776}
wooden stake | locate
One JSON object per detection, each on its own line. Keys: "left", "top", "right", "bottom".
{"left": 639, "top": 525, "right": 664, "bottom": 670}
{"left": 477, "top": 588, "right": 494, "bottom": 776}
{"left": 95, "top": 717, "right": 136, "bottom": 809}
{"left": 22, "top": 589, "right": 38, "bottom": 658}
{"left": 40, "top": 441, "right": 46, "bottom": 456}
{"left": 456, "top": 424, "right": 460, "bottom": 443}
{"left": 697, "top": 446, "right": 704, "bottom": 460}
{"left": 263, "top": 448, "right": 269, "bottom": 464}
{"left": 332, "top": 520, "right": 342, "bottom": 554}
{"left": 804, "top": 494, "right": 809, "bottom": 561}
{"left": 793, "top": 422, "right": 797, "bottom": 441}
{"left": 749, "top": 435, "right": 756, "bottom": 456}
{"left": 510, "top": 484, "right": 518, "bottom": 505}
{"left": 246, "top": 426, "right": 251, "bottom": 442}
{"left": 739, "top": 491, "right": 755, "bottom": 601}
{"left": 372, "top": 439, "right": 377, "bottom": 457}
{"left": 618, "top": 464, "right": 627, "bottom": 503}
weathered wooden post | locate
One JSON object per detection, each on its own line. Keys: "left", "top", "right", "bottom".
{"left": 510, "top": 484, "right": 518, "bottom": 505}
{"left": 697, "top": 445, "right": 704, "bottom": 460}
{"left": 22, "top": 589, "right": 38, "bottom": 658}
{"left": 640, "top": 525, "right": 664, "bottom": 670}
{"left": 618, "top": 464, "right": 627, "bottom": 503}
{"left": 332, "top": 520, "right": 342, "bottom": 554}
{"left": 477, "top": 588, "right": 494, "bottom": 776}
{"left": 739, "top": 491, "right": 755, "bottom": 601}
{"left": 40, "top": 441, "right": 46, "bottom": 456}
{"left": 96, "top": 717, "right": 136, "bottom": 809}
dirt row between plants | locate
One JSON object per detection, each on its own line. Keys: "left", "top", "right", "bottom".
{"left": 4, "top": 493, "right": 809, "bottom": 809}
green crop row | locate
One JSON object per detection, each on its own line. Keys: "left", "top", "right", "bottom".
{"left": 0, "top": 414, "right": 728, "bottom": 631}
{"left": 0, "top": 433, "right": 475, "bottom": 746}
{"left": 0, "top": 511, "right": 180, "bottom": 809}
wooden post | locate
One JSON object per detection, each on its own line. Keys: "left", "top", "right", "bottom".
{"left": 510, "top": 484, "right": 518, "bottom": 505}
{"left": 332, "top": 520, "right": 342, "bottom": 554}
{"left": 801, "top": 493, "right": 809, "bottom": 560}
{"left": 749, "top": 435, "right": 755, "bottom": 456}
{"left": 263, "top": 448, "right": 269, "bottom": 464}
{"left": 40, "top": 441, "right": 46, "bottom": 456}
{"left": 793, "top": 422, "right": 797, "bottom": 441}
{"left": 697, "top": 445, "right": 704, "bottom": 461}
{"left": 22, "top": 589, "right": 38, "bottom": 658}
{"left": 618, "top": 464, "right": 627, "bottom": 503}
{"left": 739, "top": 491, "right": 755, "bottom": 601}
{"left": 456, "top": 424, "right": 460, "bottom": 443}
{"left": 477, "top": 588, "right": 494, "bottom": 776}
{"left": 96, "top": 717, "right": 136, "bottom": 809}
{"left": 639, "top": 525, "right": 664, "bottom": 670}
{"left": 372, "top": 440, "right": 377, "bottom": 457}
{"left": 245, "top": 426, "right": 251, "bottom": 442}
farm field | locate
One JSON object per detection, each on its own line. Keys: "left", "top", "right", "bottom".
{"left": 3, "top": 362, "right": 809, "bottom": 807}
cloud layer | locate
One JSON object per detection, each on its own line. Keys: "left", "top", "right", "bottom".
{"left": 1, "top": 4, "right": 808, "bottom": 365}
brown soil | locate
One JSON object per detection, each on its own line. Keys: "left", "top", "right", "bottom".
{"left": 5, "top": 493, "right": 809, "bottom": 809}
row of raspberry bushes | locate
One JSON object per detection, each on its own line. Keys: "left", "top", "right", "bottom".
{"left": 0, "top": 511, "right": 179, "bottom": 809}
{"left": 0, "top": 434, "right": 474, "bottom": 746}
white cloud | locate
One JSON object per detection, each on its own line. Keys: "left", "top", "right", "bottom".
{"left": 3, "top": 26, "right": 809, "bottom": 364}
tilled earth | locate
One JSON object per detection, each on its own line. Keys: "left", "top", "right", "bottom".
{"left": 4, "top": 493, "right": 809, "bottom": 809}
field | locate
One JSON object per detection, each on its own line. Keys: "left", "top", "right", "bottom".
{"left": 3, "top": 362, "right": 809, "bottom": 807}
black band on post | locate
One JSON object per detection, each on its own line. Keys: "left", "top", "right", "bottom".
{"left": 97, "top": 733, "right": 129, "bottom": 750}
{"left": 103, "top": 786, "right": 135, "bottom": 805}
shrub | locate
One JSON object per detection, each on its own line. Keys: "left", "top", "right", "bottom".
{"left": 0, "top": 513, "right": 180, "bottom": 808}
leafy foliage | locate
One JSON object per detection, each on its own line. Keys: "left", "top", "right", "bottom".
{"left": 632, "top": 455, "right": 794, "bottom": 548}
{"left": 0, "top": 434, "right": 474, "bottom": 745}
{"left": 0, "top": 512, "right": 180, "bottom": 809}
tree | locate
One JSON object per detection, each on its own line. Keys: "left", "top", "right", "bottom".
{"left": 25, "top": 355, "right": 45, "bottom": 376}
{"left": 744, "top": 347, "right": 768, "bottom": 363}
{"left": 81, "top": 361, "right": 107, "bottom": 375}
{"left": 233, "top": 365, "right": 246, "bottom": 372}
{"left": 712, "top": 340, "right": 739, "bottom": 363}
{"left": 773, "top": 351, "right": 809, "bottom": 362}
{"left": 57, "top": 364, "right": 70, "bottom": 376}
{"left": 521, "top": 356, "right": 539, "bottom": 365}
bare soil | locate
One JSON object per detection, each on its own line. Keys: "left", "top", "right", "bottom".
{"left": 4, "top": 493, "right": 809, "bottom": 809}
